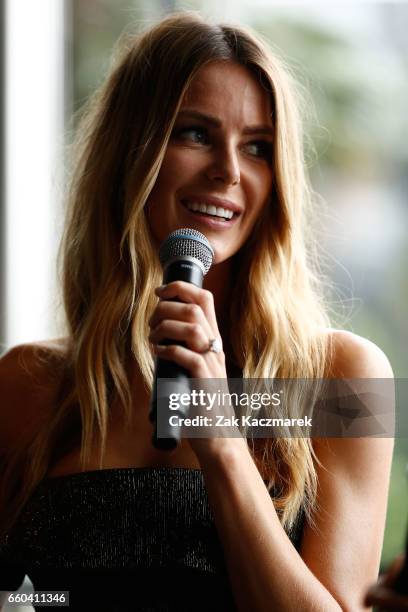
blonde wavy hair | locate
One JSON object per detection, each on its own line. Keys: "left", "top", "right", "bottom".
{"left": 1, "top": 11, "right": 331, "bottom": 539}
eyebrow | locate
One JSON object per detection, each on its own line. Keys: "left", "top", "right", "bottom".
{"left": 177, "top": 109, "right": 273, "bottom": 136}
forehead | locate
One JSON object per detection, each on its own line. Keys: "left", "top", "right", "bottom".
{"left": 181, "top": 61, "right": 272, "bottom": 127}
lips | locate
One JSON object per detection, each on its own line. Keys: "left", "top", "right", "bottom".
{"left": 179, "top": 200, "right": 238, "bottom": 229}
{"left": 183, "top": 200, "right": 234, "bottom": 220}
{"left": 181, "top": 195, "right": 242, "bottom": 220}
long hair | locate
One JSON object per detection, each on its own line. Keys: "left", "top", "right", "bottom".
{"left": 1, "top": 11, "right": 331, "bottom": 539}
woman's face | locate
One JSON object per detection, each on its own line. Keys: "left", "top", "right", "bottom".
{"left": 146, "top": 61, "right": 274, "bottom": 264}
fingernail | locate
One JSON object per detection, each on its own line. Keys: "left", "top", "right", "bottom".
{"left": 155, "top": 284, "right": 167, "bottom": 294}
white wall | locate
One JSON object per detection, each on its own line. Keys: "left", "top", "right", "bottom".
{"left": 4, "top": 0, "right": 67, "bottom": 349}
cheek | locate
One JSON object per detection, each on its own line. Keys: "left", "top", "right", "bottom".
{"left": 149, "top": 167, "right": 174, "bottom": 199}
{"left": 247, "top": 170, "right": 273, "bottom": 220}
{"left": 145, "top": 151, "right": 183, "bottom": 208}
{"left": 155, "top": 147, "right": 203, "bottom": 191}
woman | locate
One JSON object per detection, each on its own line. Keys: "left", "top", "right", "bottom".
{"left": 0, "top": 11, "right": 394, "bottom": 611}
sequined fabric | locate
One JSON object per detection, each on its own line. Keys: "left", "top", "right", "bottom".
{"left": 0, "top": 467, "right": 303, "bottom": 611}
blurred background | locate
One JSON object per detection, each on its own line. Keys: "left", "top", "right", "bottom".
{"left": 0, "top": 0, "right": 406, "bottom": 592}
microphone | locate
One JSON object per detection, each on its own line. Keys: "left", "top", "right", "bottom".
{"left": 149, "top": 228, "right": 214, "bottom": 450}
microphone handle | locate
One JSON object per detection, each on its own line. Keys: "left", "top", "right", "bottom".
{"left": 149, "top": 358, "right": 190, "bottom": 451}
{"left": 149, "top": 257, "right": 204, "bottom": 450}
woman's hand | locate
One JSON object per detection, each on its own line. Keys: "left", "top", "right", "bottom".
{"left": 148, "top": 281, "right": 226, "bottom": 379}
{"left": 148, "top": 281, "right": 247, "bottom": 462}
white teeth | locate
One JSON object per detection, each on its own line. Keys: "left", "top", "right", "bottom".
{"left": 185, "top": 201, "right": 234, "bottom": 219}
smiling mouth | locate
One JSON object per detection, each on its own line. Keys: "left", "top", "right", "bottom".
{"left": 181, "top": 200, "right": 237, "bottom": 221}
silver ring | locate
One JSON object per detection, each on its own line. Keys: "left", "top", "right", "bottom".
{"left": 206, "top": 337, "right": 222, "bottom": 354}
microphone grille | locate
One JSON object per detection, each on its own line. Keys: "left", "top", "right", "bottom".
{"left": 159, "top": 228, "right": 214, "bottom": 275}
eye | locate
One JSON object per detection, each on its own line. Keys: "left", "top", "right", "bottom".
{"left": 244, "top": 140, "right": 273, "bottom": 160}
{"left": 173, "top": 125, "right": 209, "bottom": 145}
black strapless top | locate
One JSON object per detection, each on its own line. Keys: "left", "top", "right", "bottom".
{"left": 0, "top": 467, "right": 304, "bottom": 611}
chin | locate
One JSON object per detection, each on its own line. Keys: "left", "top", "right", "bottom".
{"left": 210, "top": 248, "right": 235, "bottom": 267}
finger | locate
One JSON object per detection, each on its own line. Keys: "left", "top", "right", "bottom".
{"left": 153, "top": 343, "right": 209, "bottom": 378}
{"left": 149, "top": 320, "right": 210, "bottom": 353}
{"left": 149, "top": 300, "right": 212, "bottom": 335}
{"left": 155, "top": 282, "right": 219, "bottom": 335}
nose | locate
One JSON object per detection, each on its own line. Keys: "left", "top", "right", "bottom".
{"left": 206, "top": 144, "right": 240, "bottom": 186}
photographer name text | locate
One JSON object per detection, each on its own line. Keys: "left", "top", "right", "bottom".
{"left": 168, "top": 415, "right": 313, "bottom": 428}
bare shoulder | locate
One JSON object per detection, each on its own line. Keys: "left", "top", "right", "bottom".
{"left": 325, "top": 328, "right": 394, "bottom": 379}
{"left": 0, "top": 338, "right": 70, "bottom": 453}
